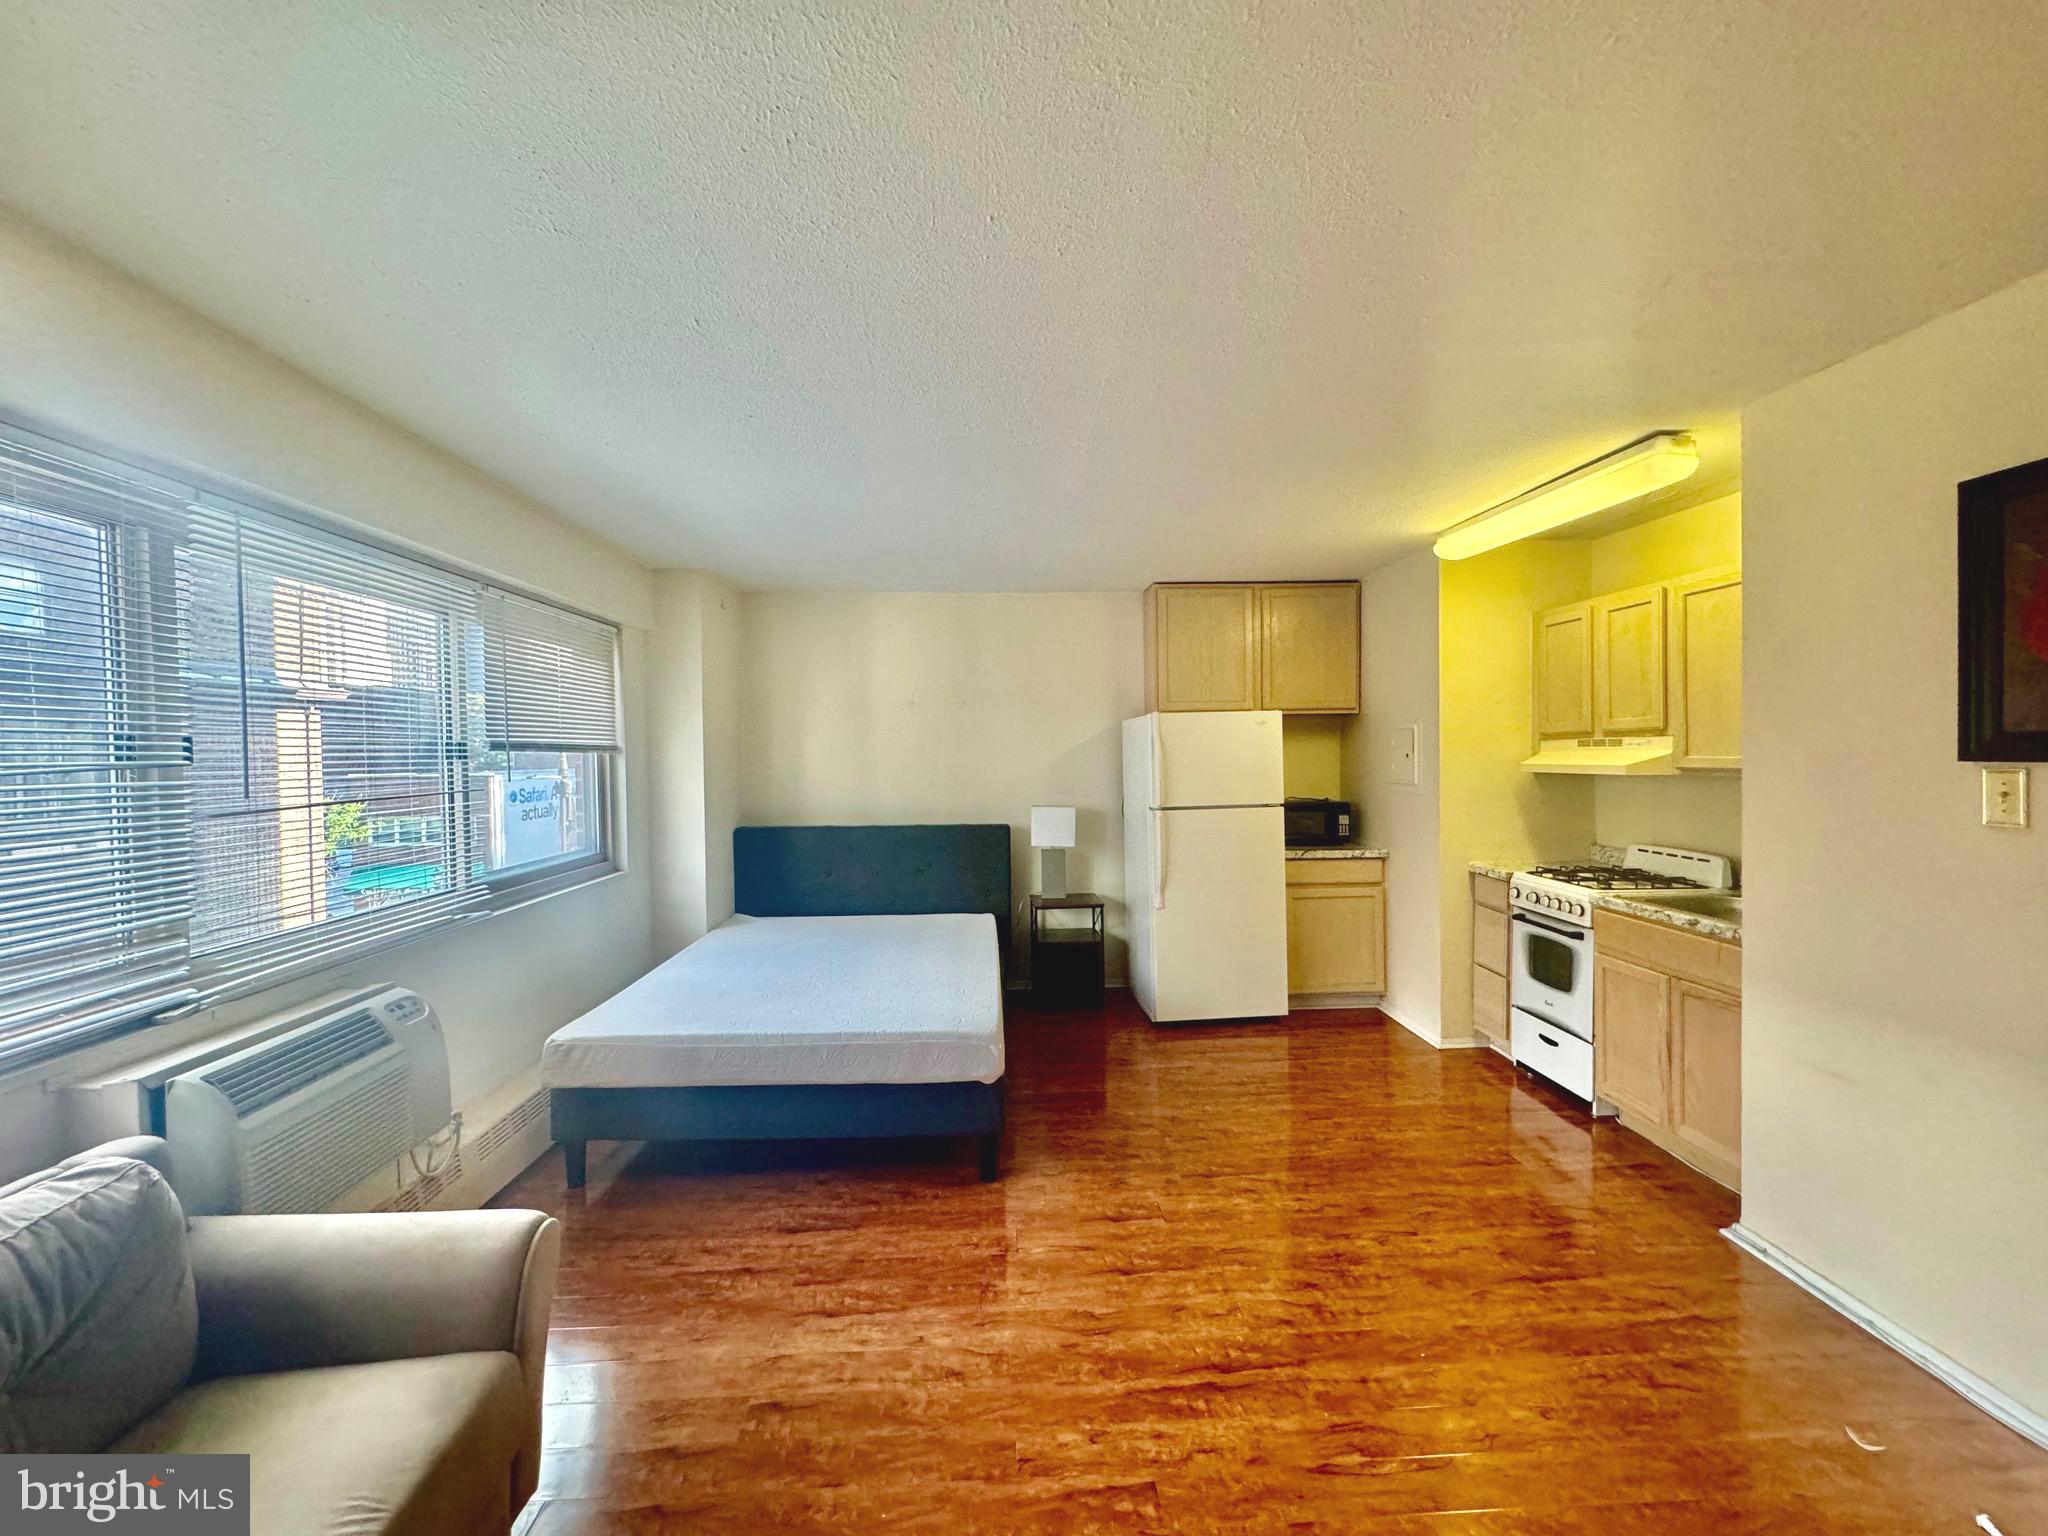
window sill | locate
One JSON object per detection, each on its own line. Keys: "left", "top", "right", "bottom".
{"left": 488, "top": 858, "right": 627, "bottom": 918}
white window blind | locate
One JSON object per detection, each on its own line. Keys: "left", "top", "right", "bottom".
{"left": 0, "top": 437, "right": 198, "bottom": 1061}
{"left": 480, "top": 589, "right": 622, "bottom": 751}
{"left": 180, "top": 499, "right": 493, "bottom": 1002}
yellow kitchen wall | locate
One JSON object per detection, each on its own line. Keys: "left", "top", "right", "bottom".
{"left": 1588, "top": 492, "right": 1741, "bottom": 591}
{"left": 1587, "top": 494, "right": 1744, "bottom": 862}
{"left": 1281, "top": 716, "right": 1346, "bottom": 797}
{"left": 1437, "top": 540, "right": 1596, "bottom": 1042}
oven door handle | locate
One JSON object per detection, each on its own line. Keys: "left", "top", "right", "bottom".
{"left": 1512, "top": 910, "right": 1589, "bottom": 940}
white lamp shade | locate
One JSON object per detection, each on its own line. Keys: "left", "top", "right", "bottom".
{"left": 1029, "top": 805, "right": 1077, "bottom": 849}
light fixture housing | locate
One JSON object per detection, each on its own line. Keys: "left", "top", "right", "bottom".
{"left": 1432, "top": 432, "right": 1699, "bottom": 561}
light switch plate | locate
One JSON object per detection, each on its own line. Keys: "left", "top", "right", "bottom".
{"left": 1982, "top": 766, "right": 2029, "bottom": 828}
{"left": 1388, "top": 724, "right": 1419, "bottom": 785}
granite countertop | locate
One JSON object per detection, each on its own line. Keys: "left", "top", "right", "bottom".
{"left": 1590, "top": 893, "right": 1742, "bottom": 945}
{"left": 1466, "top": 860, "right": 1742, "bottom": 945}
{"left": 1286, "top": 846, "right": 1389, "bottom": 860}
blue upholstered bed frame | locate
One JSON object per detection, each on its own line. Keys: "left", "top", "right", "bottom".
{"left": 552, "top": 823, "right": 1010, "bottom": 1186}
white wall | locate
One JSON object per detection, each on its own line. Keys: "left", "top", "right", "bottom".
{"left": 1344, "top": 552, "right": 1442, "bottom": 1042}
{"left": 1743, "top": 266, "right": 2048, "bottom": 1419}
{"left": 736, "top": 592, "right": 1144, "bottom": 980}
{"left": 646, "top": 568, "right": 741, "bottom": 957}
{"left": 0, "top": 211, "right": 659, "bottom": 1180}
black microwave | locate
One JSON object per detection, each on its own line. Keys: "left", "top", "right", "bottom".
{"left": 1284, "top": 798, "right": 1354, "bottom": 847}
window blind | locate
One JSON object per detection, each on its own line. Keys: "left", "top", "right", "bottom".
{"left": 479, "top": 589, "right": 622, "bottom": 751}
{"left": 180, "top": 498, "right": 492, "bottom": 1002}
{"left": 0, "top": 437, "right": 198, "bottom": 1062}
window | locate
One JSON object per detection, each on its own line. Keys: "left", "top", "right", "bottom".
{"left": 475, "top": 589, "right": 622, "bottom": 890}
{"left": 0, "top": 437, "right": 197, "bottom": 1062}
{"left": 0, "top": 424, "right": 623, "bottom": 1067}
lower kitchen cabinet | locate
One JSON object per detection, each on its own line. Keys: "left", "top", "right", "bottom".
{"left": 1286, "top": 858, "right": 1386, "bottom": 997}
{"left": 1592, "top": 953, "right": 1671, "bottom": 1123}
{"left": 1592, "top": 911, "right": 1742, "bottom": 1190}
{"left": 1470, "top": 874, "right": 1510, "bottom": 1049}
{"left": 1670, "top": 981, "right": 1742, "bottom": 1174}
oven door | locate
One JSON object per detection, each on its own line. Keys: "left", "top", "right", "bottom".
{"left": 1510, "top": 911, "right": 1593, "bottom": 1042}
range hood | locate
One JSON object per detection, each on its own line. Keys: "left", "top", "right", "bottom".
{"left": 1521, "top": 736, "right": 1678, "bottom": 775}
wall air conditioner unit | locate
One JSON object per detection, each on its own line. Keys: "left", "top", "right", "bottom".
{"left": 163, "top": 987, "right": 451, "bottom": 1215}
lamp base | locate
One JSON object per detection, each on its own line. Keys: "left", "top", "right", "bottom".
{"left": 1038, "top": 847, "right": 1069, "bottom": 898}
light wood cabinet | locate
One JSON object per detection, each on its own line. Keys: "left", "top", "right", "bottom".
{"left": 1670, "top": 981, "right": 1742, "bottom": 1174}
{"left": 1469, "top": 873, "right": 1511, "bottom": 1050}
{"left": 1146, "top": 584, "right": 1259, "bottom": 712}
{"left": 1592, "top": 910, "right": 1741, "bottom": 1189}
{"left": 1471, "top": 962, "right": 1507, "bottom": 1046}
{"left": 1529, "top": 567, "right": 1741, "bottom": 768}
{"left": 1258, "top": 584, "right": 1361, "bottom": 713}
{"left": 1592, "top": 953, "right": 1671, "bottom": 1123}
{"left": 1592, "top": 583, "right": 1667, "bottom": 735}
{"left": 1672, "top": 568, "right": 1742, "bottom": 770}
{"left": 1286, "top": 858, "right": 1385, "bottom": 996}
{"left": 1533, "top": 602, "right": 1593, "bottom": 738}
{"left": 1146, "top": 581, "right": 1359, "bottom": 714}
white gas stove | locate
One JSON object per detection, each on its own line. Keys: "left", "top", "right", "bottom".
{"left": 1509, "top": 844, "right": 1733, "bottom": 926}
{"left": 1506, "top": 845, "right": 1734, "bottom": 1107}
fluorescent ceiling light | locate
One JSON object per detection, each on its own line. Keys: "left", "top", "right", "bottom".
{"left": 1432, "top": 433, "right": 1699, "bottom": 561}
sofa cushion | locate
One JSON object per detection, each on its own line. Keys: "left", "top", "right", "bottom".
{"left": 114, "top": 1352, "right": 526, "bottom": 1536}
{"left": 0, "top": 1154, "right": 196, "bottom": 1452}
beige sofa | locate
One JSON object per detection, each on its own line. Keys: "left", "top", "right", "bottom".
{"left": 0, "top": 1136, "right": 560, "bottom": 1536}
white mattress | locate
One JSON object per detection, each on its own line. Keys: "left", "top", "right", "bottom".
{"left": 540, "top": 912, "right": 1004, "bottom": 1089}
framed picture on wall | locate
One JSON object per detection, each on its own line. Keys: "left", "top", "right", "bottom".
{"left": 1959, "top": 453, "right": 2048, "bottom": 761}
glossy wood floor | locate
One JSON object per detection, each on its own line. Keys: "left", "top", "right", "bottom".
{"left": 498, "top": 999, "right": 2047, "bottom": 1534}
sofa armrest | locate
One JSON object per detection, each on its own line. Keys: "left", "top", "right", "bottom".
{"left": 188, "top": 1208, "right": 560, "bottom": 1382}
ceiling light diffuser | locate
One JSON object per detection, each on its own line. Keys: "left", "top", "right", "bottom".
{"left": 1432, "top": 433, "right": 1700, "bottom": 561}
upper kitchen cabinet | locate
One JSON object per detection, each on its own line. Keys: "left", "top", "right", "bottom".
{"left": 1592, "top": 583, "right": 1667, "bottom": 735}
{"left": 1532, "top": 601, "right": 1593, "bottom": 738}
{"left": 1145, "top": 581, "right": 1360, "bottom": 714}
{"left": 1146, "top": 584, "right": 1260, "bottom": 711}
{"left": 1259, "top": 583, "right": 1361, "bottom": 713}
{"left": 1528, "top": 565, "right": 1742, "bottom": 770}
{"left": 1671, "top": 568, "right": 1742, "bottom": 770}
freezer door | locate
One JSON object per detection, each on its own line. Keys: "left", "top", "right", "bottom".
{"left": 1147, "top": 804, "right": 1287, "bottom": 1022}
{"left": 1152, "top": 710, "right": 1285, "bottom": 807}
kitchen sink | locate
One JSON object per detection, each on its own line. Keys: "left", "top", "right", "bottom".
{"left": 1634, "top": 891, "right": 1743, "bottom": 924}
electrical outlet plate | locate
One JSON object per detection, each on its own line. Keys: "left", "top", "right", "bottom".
{"left": 1982, "top": 766, "right": 2029, "bottom": 828}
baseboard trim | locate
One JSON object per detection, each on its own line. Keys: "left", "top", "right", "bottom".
{"left": 1723, "top": 1224, "right": 2048, "bottom": 1450}
{"left": 1289, "top": 991, "right": 1385, "bottom": 1011}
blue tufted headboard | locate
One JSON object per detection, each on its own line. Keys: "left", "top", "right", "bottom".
{"left": 733, "top": 825, "right": 1012, "bottom": 955}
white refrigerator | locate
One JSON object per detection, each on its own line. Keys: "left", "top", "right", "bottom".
{"left": 1121, "top": 711, "right": 1289, "bottom": 1023}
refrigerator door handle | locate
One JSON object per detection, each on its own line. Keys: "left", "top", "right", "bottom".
{"left": 1153, "top": 808, "right": 1166, "bottom": 909}
{"left": 1150, "top": 715, "right": 1163, "bottom": 810}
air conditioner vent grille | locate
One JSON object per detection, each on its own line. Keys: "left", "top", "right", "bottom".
{"left": 204, "top": 1008, "right": 392, "bottom": 1119}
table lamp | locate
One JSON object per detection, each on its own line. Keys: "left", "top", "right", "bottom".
{"left": 1030, "top": 806, "right": 1076, "bottom": 897}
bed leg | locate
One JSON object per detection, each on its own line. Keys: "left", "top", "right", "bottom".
{"left": 563, "top": 1139, "right": 587, "bottom": 1189}
{"left": 976, "top": 1132, "right": 1000, "bottom": 1183}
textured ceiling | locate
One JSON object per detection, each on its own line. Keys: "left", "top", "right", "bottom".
{"left": 4, "top": 2, "right": 2048, "bottom": 589}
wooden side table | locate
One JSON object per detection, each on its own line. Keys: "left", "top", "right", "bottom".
{"left": 1028, "top": 893, "right": 1106, "bottom": 1010}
